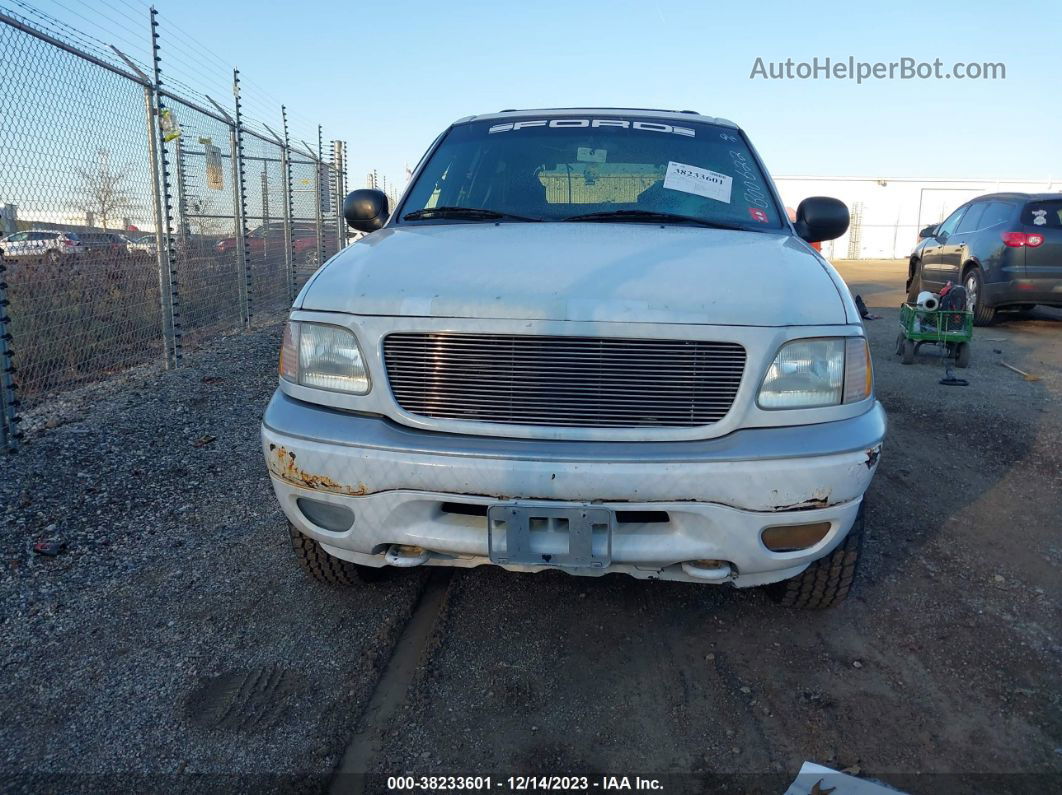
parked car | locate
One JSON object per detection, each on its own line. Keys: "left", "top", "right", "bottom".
{"left": 0, "top": 229, "right": 83, "bottom": 263}
{"left": 262, "top": 107, "right": 884, "bottom": 608}
{"left": 214, "top": 222, "right": 322, "bottom": 265}
{"left": 75, "top": 231, "right": 128, "bottom": 259}
{"left": 909, "top": 192, "right": 1062, "bottom": 324}
{"left": 126, "top": 234, "right": 158, "bottom": 256}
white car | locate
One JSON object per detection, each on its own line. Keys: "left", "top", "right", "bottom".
{"left": 0, "top": 229, "right": 83, "bottom": 263}
{"left": 261, "top": 108, "right": 885, "bottom": 608}
{"left": 126, "top": 234, "right": 158, "bottom": 256}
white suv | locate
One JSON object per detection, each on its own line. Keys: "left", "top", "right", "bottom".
{"left": 261, "top": 108, "right": 885, "bottom": 608}
{"left": 0, "top": 230, "right": 82, "bottom": 263}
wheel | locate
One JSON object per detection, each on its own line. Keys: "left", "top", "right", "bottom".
{"left": 894, "top": 332, "right": 905, "bottom": 356}
{"left": 765, "top": 504, "right": 865, "bottom": 609}
{"left": 955, "top": 341, "right": 971, "bottom": 368}
{"left": 901, "top": 337, "right": 915, "bottom": 365}
{"left": 287, "top": 523, "right": 401, "bottom": 584}
{"left": 289, "top": 523, "right": 363, "bottom": 584}
{"left": 46, "top": 250, "right": 61, "bottom": 265}
{"left": 906, "top": 259, "right": 923, "bottom": 302}
{"left": 963, "top": 268, "right": 995, "bottom": 326}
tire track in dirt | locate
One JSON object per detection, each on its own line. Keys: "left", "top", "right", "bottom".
{"left": 332, "top": 569, "right": 454, "bottom": 794}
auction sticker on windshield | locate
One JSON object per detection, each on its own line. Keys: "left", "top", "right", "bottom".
{"left": 663, "top": 161, "right": 733, "bottom": 203}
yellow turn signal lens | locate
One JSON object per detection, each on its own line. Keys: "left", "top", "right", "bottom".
{"left": 761, "top": 522, "right": 832, "bottom": 552}
{"left": 843, "top": 337, "right": 872, "bottom": 403}
{"left": 279, "top": 321, "right": 299, "bottom": 381}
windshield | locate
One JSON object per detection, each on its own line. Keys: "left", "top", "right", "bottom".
{"left": 400, "top": 115, "right": 783, "bottom": 230}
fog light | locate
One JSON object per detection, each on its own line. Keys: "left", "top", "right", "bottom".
{"left": 385, "top": 544, "right": 430, "bottom": 567}
{"left": 296, "top": 497, "right": 355, "bottom": 532}
{"left": 761, "top": 522, "right": 831, "bottom": 552}
{"left": 680, "top": 559, "right": 733, "bottom": 581}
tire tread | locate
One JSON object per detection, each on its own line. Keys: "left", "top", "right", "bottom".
{"left": 767, "top": 508, "right": 865, "bottom": 609}
{"left": 966, "top": 268, "right": 996, "bottom": 326}
{"left": 287, "top": 523, "right": 362, "bottom": 585}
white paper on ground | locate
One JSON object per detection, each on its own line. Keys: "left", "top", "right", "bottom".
{"left": 783, "top": 762, "right": 907, "bottom": 795}
{"left": 662, "top": 161, "right": 733, "bottom": 204}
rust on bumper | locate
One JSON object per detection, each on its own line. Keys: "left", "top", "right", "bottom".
{"left": 266, "top": 444, "right": 368, "bottom": 496}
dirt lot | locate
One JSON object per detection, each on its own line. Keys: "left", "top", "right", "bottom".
{"left": 1, "top": 260, "right": 1059, "bottom": 793}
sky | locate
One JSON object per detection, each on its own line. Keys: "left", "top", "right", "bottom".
{"left": 21, "top": 0, "right": 1062, "bottom": 190}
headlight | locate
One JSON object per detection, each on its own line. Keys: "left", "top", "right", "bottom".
{"left": 758, "top": 337, "right": 871, "bottom": 409}
{"left": 279, "top": 321, "right": 370, "bottom": 394}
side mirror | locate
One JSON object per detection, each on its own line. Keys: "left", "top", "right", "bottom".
{"left": 794, "top": 196, "right": 849, "bottom": 243}
{"left": 918, "top": 224, "right": 938, "bottom": 240}
{"left": 343, "top": 189, "right": 389, "bottom": 233}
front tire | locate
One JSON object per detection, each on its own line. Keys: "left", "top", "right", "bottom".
{"left": 765, "top": 505, "right": 865, "bottom": 609}
{"left": 964, "top": 267, "right": 995, "bottom": 326}
{"left": 906, "top": 259, "right": 923, "bottom": 302}
{"left": 288, "top": 523, "right": 366, "bottom": 585}
{"left": 287, "top": 523, "right": 402, "bottom": 584}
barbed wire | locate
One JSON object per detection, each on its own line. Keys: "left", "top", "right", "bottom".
{"left": 2, "top": 0, "right": 141, "bottom": 68}
{"left": 1, "top": 0, "right": 331, "bottom": 152}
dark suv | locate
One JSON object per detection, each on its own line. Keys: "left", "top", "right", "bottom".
{"left": 908, "top": 192, "right": 1062, "bottom": 324}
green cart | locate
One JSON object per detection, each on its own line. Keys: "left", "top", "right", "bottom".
{"left": 895, "top": 303, "right": 973, "bottom": 367}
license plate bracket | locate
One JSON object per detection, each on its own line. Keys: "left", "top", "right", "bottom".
{"left": 487, "top": 505, "right": 613, "bottom": 568}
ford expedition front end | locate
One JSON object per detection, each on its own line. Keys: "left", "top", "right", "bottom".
{"left": 261, "top": 108, "right": 885, "bottom": 608}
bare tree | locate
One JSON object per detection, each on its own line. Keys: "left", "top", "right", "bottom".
{"left": 74, "top": 149, "right": 133, "bottom": 229}
{"left": 189, "top": 195, "right": 231, "bottom": 235}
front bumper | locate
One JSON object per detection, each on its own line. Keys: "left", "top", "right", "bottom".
{"left": 262, "top": 392, "right": 885, "bottom": 586}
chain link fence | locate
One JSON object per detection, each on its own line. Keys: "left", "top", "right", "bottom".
{"left": 165, "top": 99, "right": 244, "bottom": 347}
{"left": 0, "top": 7, "right": 349, "bottom": 450}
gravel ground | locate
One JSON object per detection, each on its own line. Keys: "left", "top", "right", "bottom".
{"left": 2, "top": 263, "right": 1060, "bottom": 793}
{"left": 0, "top": 323, "right": 424, "bottom": 788}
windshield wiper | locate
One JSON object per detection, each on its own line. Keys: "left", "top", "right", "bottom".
{"left": 562, "top": 209, "right": 748, "bottom": 231}
{"left": 403, "top": 206, "right": 541, "bottom": 222}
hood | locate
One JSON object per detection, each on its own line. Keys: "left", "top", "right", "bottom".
{"left": 299, "top": 223, "right": 849, "bottom": 326}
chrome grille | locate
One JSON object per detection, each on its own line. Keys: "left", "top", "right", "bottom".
{"left": 383, "top": 333, "right": 746, "bottom": 428}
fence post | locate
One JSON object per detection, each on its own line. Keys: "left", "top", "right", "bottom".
{"left": 142, "top": 85, "right": 175, "bottom": 369}
{"left": 173, "top": 138, "right": 190, "bottom": 255}
{"left": 0, "top": 254, "right": 19, "bottom": 452}
{"left": 112, "top": 41, "right": 177, "bottom": 370}
{"left": 231, "top": 69, "right": 252, "bottom": 327}
{"left": 147, "top": 9, "right": 182, "bottom": 366}
{"left": 338, "top": 141, "right": 347, "bottom": 248}
{"left": 332, "top": 139, "right": 346, "bottom": 254}
{"left": 203, "top": 94, "right": 244, "bottom": 329}
{"left": 314, "top": 125, "right": 325, "bottom": 268}
{"left": 226, "top": 123, "right": 247, "bottom": 326}
{"left": 281, "top": 106, "right": 295, "bottom": 302}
